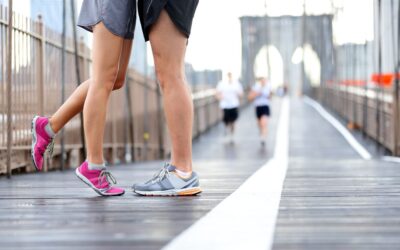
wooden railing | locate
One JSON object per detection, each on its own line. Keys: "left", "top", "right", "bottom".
{"left": 0, "top": 5, "right": 221, "bottom": 176}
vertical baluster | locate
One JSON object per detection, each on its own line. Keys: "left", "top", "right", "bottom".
{"left": 6, "top": 1, "right": 13, "bottom": 178}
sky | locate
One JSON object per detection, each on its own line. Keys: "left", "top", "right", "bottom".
{"left": 186, "top": 0, "right": 374, "bottom": 77}
{"left": 8, "top": 0, "right": 374, "bottom": 78}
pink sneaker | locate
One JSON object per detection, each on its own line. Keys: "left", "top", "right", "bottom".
{"left": 75, "top": 161, "right": 125, "bottom": 196}
{"left": 31, "top": 116, "right": 55, "bottom": 171}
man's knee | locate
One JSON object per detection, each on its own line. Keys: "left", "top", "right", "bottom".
{"left": 154, "top": 63, "right": 185, "bottom": 91}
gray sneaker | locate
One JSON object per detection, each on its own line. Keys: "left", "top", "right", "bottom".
{"left": 132, "top": 163, "right": 202, "bottom": 196}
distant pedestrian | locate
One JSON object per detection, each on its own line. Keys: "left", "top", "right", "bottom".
{"left": 248, "top": 77, "right": 271, "bottom": 146}
{"left": 216, "top": 72, "right": 243, "bottom": 143}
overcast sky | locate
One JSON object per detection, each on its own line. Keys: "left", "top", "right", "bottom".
{"left": 10, "top": 0, "right": 374, "bottom": 77}
{"left": 186, "top": 0, "right": 373, "bottom": 77}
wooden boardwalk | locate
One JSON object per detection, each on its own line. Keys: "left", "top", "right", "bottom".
{"left": 0, "top": 100, "right": 281, "bottom": 250}
{"left": 2, "top": 97, "right": 400, "bottom": 250}
{"left": 272, "top": 99, "right": 400, "bottom": 250}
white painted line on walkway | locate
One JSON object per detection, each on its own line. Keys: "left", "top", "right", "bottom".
{"left": 382, "top": 156, "right": 400, "bottom": 164}
{"left": 304, "top": 96, "right": 372, "bottom": 160}
{"left": 163, "top": 97, "right": 290, "bottom": 250}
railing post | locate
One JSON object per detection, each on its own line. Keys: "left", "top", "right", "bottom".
{"left": 70, "top": 0, "right": 86, "bottom": 161}
{"left": 124, "top": 75, "right": 136, "bottom": 162}
{"left": 60, "top": 0, "right": 67, "bottom": 171}
{"left": 6, "top": 1, "right": 13, "bottom": 178}
{"left": 111, "top": 94, "right": 117, "bottom": 163}
{"left": 36, "top": 14, "right": 47, "bottom": 171}
{"left": 79, "top": 37, "right": 87, "bottom": 78}
{"left": 198, "top": 99, "right": 202, "bottom": 133}
{"left": 195, "top": 99, "right": 200, "bottom": 138}
{"left": 143, "top": 46, "right": 149, "bottom": 160}
{"left": 37, "top": 15, "right": 45, "bottom": 116}
{"left": 393, "top": 85, "right": 399, "bottom": 155}
{"left": 205, "top": 98, "right": 210, "bottom": 131}
{"left": 156, "top": 82, "right": 164, "bottom": 158}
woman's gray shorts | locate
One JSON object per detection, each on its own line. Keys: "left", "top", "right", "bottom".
{"left": 77, "top": 0, "right": 199, "bottom": 41}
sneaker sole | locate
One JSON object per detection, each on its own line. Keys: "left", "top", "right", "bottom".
{"left": 75, "top": 168, "right": 125, "bottom": 197}
{"left": 132, "top": 187, "right": 202, "bottom": 197}
{"left": 30, "top": 116, "right": 40, "bottom": 171}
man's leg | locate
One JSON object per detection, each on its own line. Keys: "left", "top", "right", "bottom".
{"left": 260, "top": 116, "right": 268, "bottom": 137}
{"left": 228, "top": 123, "right": 235, "bottom": 134}
{"left": 149, "top": 10, "right": 193, "bottom": 173}
{"left": 131, "top": 10, "right": 201, "bottom": 196}
{"left": 257, "top": 118, "right": 263, "bottom": 134}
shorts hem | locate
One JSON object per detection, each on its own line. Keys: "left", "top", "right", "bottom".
{"left": 142, "top": 4, "right": 191, "bottom": 42}
{"left": 165, "top": 6, "right": 190, "bottom": 38}
{"left": 78, "top": 19, "right": 134, "bottom": 40}
{"left": 141, "top": 1, "right": 168, "bottom": 42}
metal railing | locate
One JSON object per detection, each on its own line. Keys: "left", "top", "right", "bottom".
{"left": 0, "top": 4, "right": 221, "bottom": 176}
{"left": 313, "top": 84, "right": 396, "bottom": 154}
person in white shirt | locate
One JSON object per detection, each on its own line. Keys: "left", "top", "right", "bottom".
{"left": 248, "top": 77, "right": 271, "bottom": 145}
{"left": 216, "top": 72, "right": 244, "bottom": 143}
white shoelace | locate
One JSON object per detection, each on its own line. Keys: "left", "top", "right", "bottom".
{"left": 98, "top": 170, "right": 117, "bottom": 189}
{"left": 148, "top": 163, "right": 170, "bottom": 184}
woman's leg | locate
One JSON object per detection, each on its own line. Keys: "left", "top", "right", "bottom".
{"left": 149, "top": 10, "right": 193, "bottom": 172}
{"left": 74, "top": 24, "right": 133, "bottom": 196}
{"left": 83, "top": 22, "right": 125, "bottom": 164}
{"left": 49, "top": 38, "right": 132, "bottom": 134}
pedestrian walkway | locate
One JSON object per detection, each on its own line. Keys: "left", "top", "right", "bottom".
{"left": 2, "top": 97, "right": 400, "bottom": 250}
{"left": 272, "top": 98, "right": 400, "bottom": 250}
{"left": 0, "top": 99, "right": 282, "bottom": 250}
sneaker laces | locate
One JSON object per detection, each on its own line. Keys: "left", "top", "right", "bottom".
{"left": 37, "top": 137, "right": 55, "bottom": 158}
{"left": 147, "top": 163, "right": 170, "bottom": 184}
{"left": 46, "top": 138, "right": 55, "bottom": 158}
{"left": 98, "top": 170, "right": 117, "bottom": 188}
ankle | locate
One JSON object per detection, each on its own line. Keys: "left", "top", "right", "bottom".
{"left": 48, "top": 118, "right": 59, "bottom": 134}
{"left": 171, "top": 161, "right": 192, "bottom": 173}
{"left": 174, "top": 168, "right": 192, "bottom": 179}
{"left": 44, "top": 118, "right": 56, "bottom": 138}
{"left": 87, "top": 160, "right": 106, "bottom": 170}
{"left": 86, "top": 156, "right": 104, "bottom": 166}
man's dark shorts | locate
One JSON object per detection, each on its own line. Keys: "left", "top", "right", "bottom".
{"left": 223, "top": 108, "right": 239, "bottom": 124}
{"left": 255, "top": 105, "right": 270, "bottom": 119}
{"left": 78, "top": 0, "right": 199, "bottom": 41}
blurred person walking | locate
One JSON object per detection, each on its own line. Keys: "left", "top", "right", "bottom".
{"left": 216, "top": 72, "right": 244, "bottom": 143}
{"left": 31, "top": 0, "right": 201, "bottom": 197}
{"left": 248, "top": 77, "right": 271, "bottom": 146}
